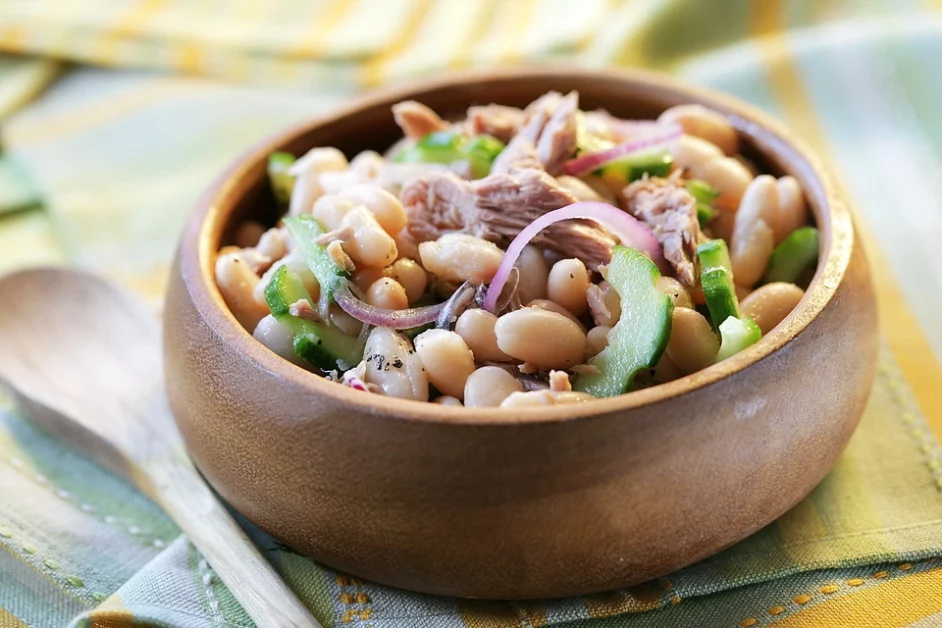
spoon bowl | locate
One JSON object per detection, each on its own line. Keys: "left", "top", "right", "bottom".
{"left": 0, "top": 267, "right": 322, "bottom": 627}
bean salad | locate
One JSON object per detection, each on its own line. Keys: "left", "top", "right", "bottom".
{"left": 215, "top": 92, "right": 818, "bottom": 408}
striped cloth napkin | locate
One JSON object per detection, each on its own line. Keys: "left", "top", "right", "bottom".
{"left": 1, "top": 1, "right": 942, "bottom": 627}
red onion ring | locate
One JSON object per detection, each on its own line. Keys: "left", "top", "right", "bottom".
{"left": 482, "top": 201, "right": 664, "bottom": 313}
{"left": 562, "top": 123, "right": 681, "bottom": 177}
{"left": 334, "top": 282, "right": 444, "bottom": 329}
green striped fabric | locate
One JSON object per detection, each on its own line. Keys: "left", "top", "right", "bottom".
{"left": 1, "top": 1, "right": 942, "bottom": 626}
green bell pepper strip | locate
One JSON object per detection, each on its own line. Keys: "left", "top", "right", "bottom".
{"left": 267, "top": 152, "right": 296, "bottom": 209}
{"left": 687, "top": 179, "right": 719, "bottom": 228}
{"left": 595, "top": 149, "right": 674, "bottom": 187}
{"left": 282, "top": 215, "right": 350, "bottom": 315}
{"left": 393, "top": 130, "right": 504, "bottom": 179}
{"left": 715, "top": 315, "right": 762, "bottom": 361}
{"left": 573, "top": 246, "right": 673, "bottom": 397}
{"left": 697, "top": 239, "right": 740, "bottom": 328}
{"left": 264, "top": 265, "right": 362, "bottom": 370}
{"left": 763, "top": 226, "right": 819, "bottom": 287}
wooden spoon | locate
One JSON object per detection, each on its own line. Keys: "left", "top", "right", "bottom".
{"left": 0, "top": 267, "right": 323, "bottom": 628}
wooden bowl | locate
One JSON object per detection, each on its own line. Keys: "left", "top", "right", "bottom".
{"left": 164, "top": 68, "right": 878, "bottom": 600}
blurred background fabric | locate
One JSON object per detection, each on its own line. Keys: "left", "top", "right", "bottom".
{"left": 1, "top": 1, "right": 942, "bottom": 627}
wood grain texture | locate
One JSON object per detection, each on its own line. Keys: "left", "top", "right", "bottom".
{"left": 164, "top": 68, "right": 878, "bottom": 599}
{"left": 0, "top": 268, "right": 323, "bottom": 627}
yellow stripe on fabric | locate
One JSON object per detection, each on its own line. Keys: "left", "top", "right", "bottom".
{"left": 770, "top": 566, "right": 942, "bottom": 627}
{"left": 359, "top": 0, "right": 434, "bottom": 87}
{"left": 285, "top": 0, "right": 352, "bottom": 60}
{"left": 0, "top": 23, "right": 27, "bottom": 51}
{"left": 0, "top": 607, "right": 29, "bottom": 628}
{"left": 0, "top": 541, "right": 84, "bottom": 606}
{"left": 5, "top": 82, "right": 184, "bottom": 146}
{"left": 95, "top": 0, "right": 169, "bottom": 65}
{"left": 457, "top": 600, "right": 548, "bottom": 627}
{"left": 750, "top": 3, "right": 942, "bottom": 447}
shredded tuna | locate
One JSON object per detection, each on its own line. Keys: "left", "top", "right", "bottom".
{"left": 326, "top": 240, "right": 356, "bottom": 273}
{"left": 516, "top": 91, "right": 580, "bottom": 175}
{"left": 464, "top": 104, "right": 524, "bottom": 143}
{"left": 392, "top": 100, "right": 449, "bottom": 139}
{"left": 490, "top": 136, "right": 542, "bottom": 175}
{"left": 622, "top": 175, "right": 702, "bottom": 287}
{"left": 401, "top": 170, "right": 616, "bottom": 268}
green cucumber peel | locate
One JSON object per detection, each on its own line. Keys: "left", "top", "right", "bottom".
{"left": 716, "top": 316, "right": 762, "bottom": 362}
{"left": 573, "top": 246, "right": 673, "bottom": 397}
{"left": 764, "top": 226, "right": 819, "bottom": 287}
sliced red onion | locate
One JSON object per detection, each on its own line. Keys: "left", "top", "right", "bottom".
{"left": 482, "top": 201, "right": 664, "bottom": 313}
{"left": 562, "top": 123, "right": 681, "bottom": 177}
{"left": 334, "top": 281, "right": 444, "bottom": 329}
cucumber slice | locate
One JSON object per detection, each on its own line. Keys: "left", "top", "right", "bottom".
{"left": 283, "top": 215, "right": 349, "bottom": 311}
{"left": 463, "top": 134, "right": 505, "bottom": 178}
{"left": 716, "top": 316, "right": 762, "bottom": 361}
{"left": 264, "top": 265, "right": 361, "bottom": 370}
{"left": 268, "top": 152, "right": 296, "bottom": 209}
{"left": 573, "top": 246, "right": 673, "bottom": 397}
{"left": 696, "top": 203, "right": 716, "bottom": 228}
{"left": 697, "top": 239, "right": 740, "bottom": 328}
{"left": 764, "top": 226, "right": 819, "bottom": 287}
{"left": 686, "top": 179, "right": 720, "bottom": 204}
{"left": 597, "top": 149, "right": 673, "bottom": 186}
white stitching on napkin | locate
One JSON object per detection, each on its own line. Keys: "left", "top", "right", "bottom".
{"left": 198, "top": 557, "right": 222, "bottom": 625}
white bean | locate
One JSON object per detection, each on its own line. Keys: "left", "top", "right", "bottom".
{"left": 659, "top": 104, "right": 739, "bottom": 156}
{"left": 336, "top": 183, "right": 407, "bottom": 236}
{"left": 499, "top": 390, "right": 594, "bottom": 408}
{"left": 433, "top": 396, "right": 463, "bottom": 406}
{"left": 464, "top": 367, "right": 523, "bottom": 407}
{"left": 669, "top": 135, "right": 724, "bottom": 174}
{"left": 366, "top": 277, "right": 409, "bottom": 310}
{"left": 339, "top": 206, "right": 398, "bottom": 268}
{"left": 731, "top": 218, "right": 774, "bottom": 288}
{"left": 419, "top": 233, "right": 504, "bottom": 284}
{"left": 256, "top": 227, "right": 288, "bottom": 261}
{"left": 363, "top": 327, "right": 428, "bottom": 401}
{"left": 495, "top": 307, "right": 586, "bottom": 370}
{"left": 547, "top": 258, "right": 589, "bottom": 316}
{"left": 288, "top": 147, "right": 348, "bottom": 215}
{"left": 312, "top": 195, "right": 356, "bottom": 230}
{"left": 740, "top": 282, "right": 804, "bottom": 334}
{"left": 388, "top": 258, "right": 428, "bottom": 303}
{"left": 414, "top": 329, "right": 476, "bottom": 400}
{"left": 253, "top": 315, "right": 307, "bottom": 366}
{"left": 527, "top": 299, "right": 586, "bottom": 331}
{"left": 665, "top": 307, "right": 720, "bottom": 375}
{"left": 698, "top": 156, "right": 754, "bottom": 211}
{"left": 352, "top": 265, "right": 389, "bottom": 293}
{"left": 515, "top": 245, "right": 549, "bottom": 304}
{"left": 215, "top": 251, "right": 269, "bottom": 330}
{"left": 656, "top": 276, "right": 693, "bottom": 309}
{"left": 776, "top": 176, "right": 808, "bottom": 243}
{"left": 455, "top": 309, "right": 511, "bottom": 362}
{"left": 735, "top": 175, "right": 780, "bottom": 241}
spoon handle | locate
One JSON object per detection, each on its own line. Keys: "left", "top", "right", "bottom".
{"left": 149, "top": 457, "right": 323, "bottom": 628}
